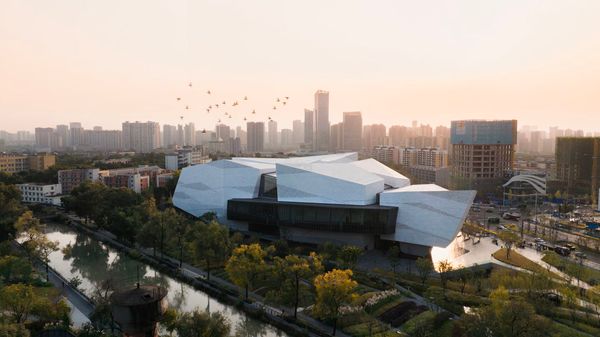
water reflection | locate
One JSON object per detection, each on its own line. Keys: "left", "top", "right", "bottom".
{"left": 44, "top": 223, "right": 287, "bottom": 336}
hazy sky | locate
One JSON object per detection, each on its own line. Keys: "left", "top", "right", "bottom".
{"left": 2, "top": 0, "right": 600, "bottom": 132}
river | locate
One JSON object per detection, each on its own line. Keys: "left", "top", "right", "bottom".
{"left": 43, "top": 223, "right": 288, "bottom": 336}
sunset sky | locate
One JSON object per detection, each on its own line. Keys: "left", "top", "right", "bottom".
{"left": 2, "top": 0, "right": 600, "bottom": 132}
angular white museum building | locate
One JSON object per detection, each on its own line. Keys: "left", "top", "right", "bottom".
{"left": 173, "top": 153, "right": 476, "bottom": 256}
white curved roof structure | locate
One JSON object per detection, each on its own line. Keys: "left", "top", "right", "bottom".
{"left": 502, "top": 174, "right": 546, "bottom": 194}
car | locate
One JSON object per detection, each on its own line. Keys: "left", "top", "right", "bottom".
{"left": 498, "top": 225, "right": 507, "bottom": 230}
{"left": 565, "top": 243, "right": 576, "bottom": 251}
{"left": 574, "top": 252, "right": 587, "bottom": 259}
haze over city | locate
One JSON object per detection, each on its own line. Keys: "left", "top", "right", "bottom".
{"left": 3, "top": 0, "right": 600, "bottom": 132}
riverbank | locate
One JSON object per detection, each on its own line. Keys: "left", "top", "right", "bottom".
{"left": 55, "top": 214, "right": 340, "bottom": 337}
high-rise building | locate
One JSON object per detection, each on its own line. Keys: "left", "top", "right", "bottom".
{"left": 55, "top": 124, "right": 69, "bottom": 147}
{"left": 553, "top": 137, "right": 600, "bottom": 204}
{"left": 216, "top": 124, "right": 231, "bottom": 142}
{"left": 35, "top": 128, "right": 54, "bottom": 149}
{"left": 342, "top": 112, "right": 362, "bottom": 152}
{"left": 329, "top": 123, "right": 343, "bottom": 152}
{"left": 268, "top": 120, "right": 278, "bottom": 148}
{"left": 389, "top": 125, "right": 409, "bottom": 147}
{"left": 246, "top": 122, "right": 265, "bottom": 153}
{"left": 69, "top": 122, "right": 84, "bottom": 147}
{"left": 184, "top": 123, "right": 195, "bottom": 146}
{"left": 314, "top": 90, "right": 330, "bottom": 151}
{"left": 363, "top": 124, "right": 387, "bottom": 150}
{"left": 450, "top": 120, "right": 517, "bottom": 196}
{"left": 292, "top": 120, "right": 304, "bottom": 144}
{"left": 122, "top": 121, "right": 161, "bottom": 153}
{"left": 434, "top": 126, "right": 450, "bottom": 151}
{"left": 163, "top": 124, "right": 178, "bottom": 148}
{"left": 281, "top": 129, "right": 293, "bottom": 147}
{"left": 236, "top": 126, "right": 247, "bottom": 147}
{"left": 304, "top": 109, "right": 314, "bottom": 146}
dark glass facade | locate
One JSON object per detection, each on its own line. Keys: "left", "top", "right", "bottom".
{"left": 227, "top": 198, "right": 397, "bottom": 234}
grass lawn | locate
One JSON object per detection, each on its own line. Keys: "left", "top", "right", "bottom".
{"left": 492, "top": 248, "right": 551, "bottom": 275}
{"left": 542, "top": 254, "right": 600, "bottom": 285}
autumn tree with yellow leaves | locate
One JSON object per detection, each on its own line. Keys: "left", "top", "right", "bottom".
{"left": 313, "top": 269, "right": 358, "bottom": 335}
{"left": 225, "top": 243, "right": 267, "bottom": 300}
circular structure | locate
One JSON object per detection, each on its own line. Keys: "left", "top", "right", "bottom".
{"left": 110, "top": 285, "right": 168, "bottom": 337}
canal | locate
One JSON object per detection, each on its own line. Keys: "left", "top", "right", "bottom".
{"left": 43, "top": 223, "right": 288, "bottom": 336}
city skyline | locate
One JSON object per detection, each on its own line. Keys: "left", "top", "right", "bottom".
{"left": 2, "top": 1, "right": 600, "bottom": 132}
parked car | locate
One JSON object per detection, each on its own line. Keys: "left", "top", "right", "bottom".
{"left": 574, "top": 251, "right": 587, "bottom": 259}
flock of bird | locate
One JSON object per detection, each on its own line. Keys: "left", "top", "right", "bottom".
{"left": 175, "top": 82, "right": 290, "bottom": 133}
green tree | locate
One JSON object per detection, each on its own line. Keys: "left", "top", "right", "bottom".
{"left": 437, "top": 259, "right": 453, "bottom": 293}
{"left": 498, "top": 230, "right": 520, "bottom": 259}
{"left": 136, "top": 198, "right": 163, "bottom": 257}
{"left": 268, "top": 252, "right": 323, "bottom": 318}
{"left": 62, "top": 181, "right": 106, "bottom": 223}
{"left": 313, "top": 269, "right": 358, "bottom": 335}
{"left": 337, "top": 245, "right": 362, "bottom": 269}
{"left": 460, "top": 286, "right": 551, "bottom": 337}
{"left": 0, "top": 323, "right": 30, "bottom": 337}
{"left": 174, "top": 310, "right": 230, "bottom": 337}
{"left": 0, "top": 183, "right": 23, "bottom": 241}
{"left": 14, "top": 211, "right": 59, "bottom": 281}
{"left": 195, "top": 221, "right": 230, "bottom": 280}
{"left": 416, "top": 257, "right": 434, "bottom": 285}
{"left": 166, "top": 208, "right": 191, "bottom": 267}
{"left": 0, "top": 256, "right": 33, "bottom": 283}
{"left": 456, "top": 266, "right": 472, "bottom": 294}
{"left": 0, "top": 283, "right": 36, "bottom": 323}
{"left": 225, "top": 244, "right": 267, "bottom": 300}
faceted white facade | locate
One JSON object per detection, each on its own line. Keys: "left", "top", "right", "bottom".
{"left": 173, "top": 160, "right": 273, "bottom": 218}
{"left": 379, "top": 184, "right": 476, "bottom": 247}
{"left": 174, "top": 153, "right": 475, "bottom": 249}
{"left": 276, "top": 162, "right": 384, "bottom": 205}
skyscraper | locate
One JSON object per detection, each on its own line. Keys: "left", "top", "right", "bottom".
{"left": 69, "top": 122, "right": 83, "bottom": 147}
{"left": 184, "top": 123, "right": 196, "bottom": 146}
{"left": 246, "top": 122, "right": 265, "bottom": 153}
{"left": 55, "top": 124, "right": 69, "bottom": 147}
{"left": 216, "top": 124, "right": 231, "bottom": 142}
{"left": 304, "top": 109, "right": 314, "bottom": 146}
{"left": 314, "top": 90, "right": 330, "bottom": 151}
{"left": 292, "top": 120, "right": 304, "bottom": 144}
{"left": 342, "top": 112, "right": 362, "bottom": 151}
{"left": 329, "top": 123, "right": 343, "bottom": 152}
{"left": 122, "top": 121, "right": 160, "bottom": 153}
{"left": 363, "top": 124, "right": 387, "bottom": 150}
{"left": 281, "top": 129, "right": 293, "bottom": 147}
{"left": 163, "top": 124, "right": 178, "bottom": 148}
{"left": 34, "top": 127, "right": 54, "bottom": 149}
{"left": 268, "top": 120, "right": 278, "bottom": 148}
